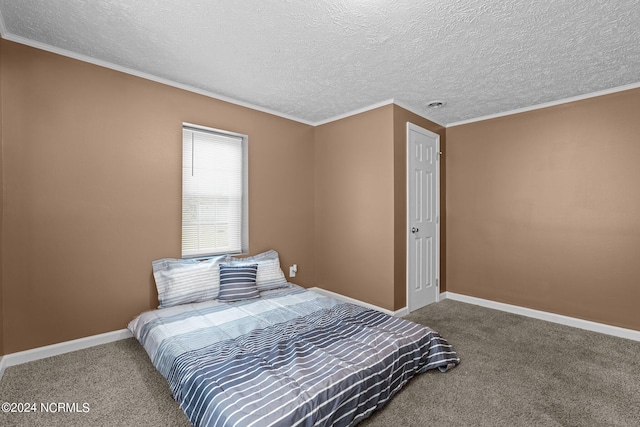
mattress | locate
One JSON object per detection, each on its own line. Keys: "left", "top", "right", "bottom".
{"left": 128, "top": 285, "right": 459, "bottom": 426}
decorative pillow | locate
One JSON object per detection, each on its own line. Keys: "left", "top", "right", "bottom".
{"left": 225, "top": 249, "right": 289, "bottom": 291}
{"left": 152, "top": 256, "right": 225, "bottom": 308}
{"left": 217, "top": 264, "right": 260, "bottom": 302}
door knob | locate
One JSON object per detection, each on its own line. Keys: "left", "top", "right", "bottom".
{"left": 411, "top": 227, "right": 419, "bottom": 233}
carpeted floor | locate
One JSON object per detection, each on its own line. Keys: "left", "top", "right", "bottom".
{"left": 1, "top": 299, "right": 639, "bottom": 427}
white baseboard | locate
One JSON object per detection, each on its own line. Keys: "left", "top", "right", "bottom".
{"left": 0, "top": 288, "right": 405, "bottom": 381}
{"left": 0, "top": 357, "right": 6, "bottom": 382}
{"left": 441, "top": 291, "right": 640, "bottom": 342}
{"left": 0, "top": 329, "right": 133, "bottom": 381}
{"left": 3, "top": 289, "right": 634, "bottom": 382}
{"left": 308, "top": 287, "right": 408, "bottom": 317}
{"left": 394, "top": 306, "right": 409, "bottom": 317}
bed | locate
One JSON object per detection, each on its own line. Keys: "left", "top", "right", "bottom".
{"left": 129, "top": 251, "right": 459, "bottom": 427}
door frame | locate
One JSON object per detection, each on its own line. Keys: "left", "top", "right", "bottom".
{"left": 406, "top": 122, "right": 440, "bottom": 313}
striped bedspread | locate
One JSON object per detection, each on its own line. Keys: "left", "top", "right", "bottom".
{"left": 128, "top": 285, "right": 459, "bottom": 427}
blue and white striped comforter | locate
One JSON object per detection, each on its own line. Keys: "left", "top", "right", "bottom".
{"left": 128, "top": 285, "right": 459, "bottom": 427}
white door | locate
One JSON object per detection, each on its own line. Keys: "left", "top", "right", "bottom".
{"left": 407, "top": 123, "right": 440, "bottom": 312}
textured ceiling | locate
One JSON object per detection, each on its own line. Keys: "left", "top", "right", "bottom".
{"left": 0, "top": 0, "right": 639, "bottom": 126}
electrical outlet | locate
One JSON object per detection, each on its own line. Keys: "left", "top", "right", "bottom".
{"left": 289, "top": 264, "right": 298, "bottom": 278}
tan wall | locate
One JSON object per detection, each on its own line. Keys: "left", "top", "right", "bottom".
{"left": 446, "top": 88, "right": 640, "bottom": 331}
{"left": 314, "top": 106, "right": 396, "bottom": 311}
{"left": 7, "top": 31, "right": 637, "bottom": 355}
{"left": 1, "top": 40, "right": 315, "bottom": 354}
{"left": 392, "top": 105, "right": 446, "bottom": 309}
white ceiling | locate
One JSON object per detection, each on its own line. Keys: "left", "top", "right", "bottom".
{"left": 1, "top": 0, "right": 639, "bottom": 126}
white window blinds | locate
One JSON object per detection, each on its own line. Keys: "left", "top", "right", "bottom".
{"left": 182, "top": 124, "right": 248, "bottom": 257}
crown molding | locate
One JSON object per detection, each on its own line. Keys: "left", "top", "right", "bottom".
{"left": 393, "top": 100, "right": 446, "bottom": 128}
{"left": 0, "top": 9, "right": 7, "bottom": 37}
{"left": 1, "top": 32, "right": 442, "bottom": 129}
{"left": 6, "top": 25, "right": 638, "bottom": 131}
{"left": 312, "top": 99, "right": 396, "bottom": 126}
{"left": 447, "top": 82, "right": 640, "bottom": 127}
{"left": 1, "top": 33, "right": 316, "bottom": 126}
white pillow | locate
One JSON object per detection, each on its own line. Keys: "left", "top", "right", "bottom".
{"left": 225, "top": 249, "right": 289, "bottom": 291}
{"left": 152, "top": 256, "right": 225, "bottom": 308}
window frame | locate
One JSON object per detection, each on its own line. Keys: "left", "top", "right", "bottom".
{"left": 181, "top": 122, "right": 249, "bottom": 258}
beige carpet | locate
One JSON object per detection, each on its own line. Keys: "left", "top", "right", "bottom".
{"left": 1, "top": 299, "right": 639, "bottom": 427}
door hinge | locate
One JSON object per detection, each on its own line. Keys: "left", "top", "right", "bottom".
{"left": 436, "top": 151, "right": 442, "bottom": 160}
{"left": 436, "top": 279, "right": 439, "bottom": 288}
{"left": 436, "top": 215, "right": 440, "bottom": 224}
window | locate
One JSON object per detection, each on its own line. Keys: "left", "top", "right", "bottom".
{"left": 182, "top": 123, "right": 248, "bottom": 257}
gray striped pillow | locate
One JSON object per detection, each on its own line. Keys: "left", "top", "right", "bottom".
{"left": 225, "top": 250, "right": 288, "bottom": 291}
{"left": 217, "top": 264, "right": 260, "bottom": 302}
{"left": 152, "top": 256, "right": 225, "bottom": 308}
